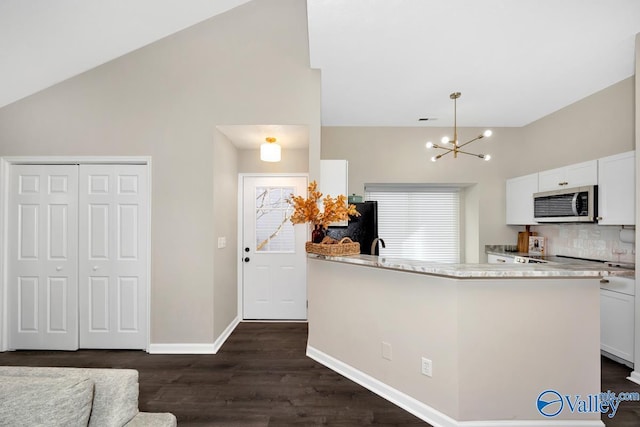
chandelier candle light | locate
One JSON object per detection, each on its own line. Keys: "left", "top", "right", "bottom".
{"left": 425, "top": 92, "right": 492, "bottom": 162}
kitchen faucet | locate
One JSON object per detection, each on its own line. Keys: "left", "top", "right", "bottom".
{"left": 371, "top": 237, "right": 385, "bottom": 255}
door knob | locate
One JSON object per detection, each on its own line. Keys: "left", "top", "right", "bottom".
{"left": 244, "top": 257, "right": 250, "bottom": 263}
{"left": 93, "top": 266, "right": 99, "bottom": 271}
{"left": 56, "top": 266, "right": 62, "bottom": 271}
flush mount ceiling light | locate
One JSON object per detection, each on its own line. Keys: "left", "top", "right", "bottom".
{"left": 260, "top": 136, "right": 281, "bottom": 162}
{"left": 424, "top": 92, "right": 492, "bottom": 162}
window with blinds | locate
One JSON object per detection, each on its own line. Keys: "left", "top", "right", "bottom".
{"left": 365, "top": 184, "right": 461, "bottom": 263}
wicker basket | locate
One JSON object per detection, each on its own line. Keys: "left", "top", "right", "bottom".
{"left": 305, "top": 237, "right": 360, "bottom": 256}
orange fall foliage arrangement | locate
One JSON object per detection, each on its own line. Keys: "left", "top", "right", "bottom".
{"left": 289, "top": 181, "right": 360, "bottom": 229}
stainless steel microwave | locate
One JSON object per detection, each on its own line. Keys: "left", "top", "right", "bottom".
{"left": 533, "top": 185, "right": 597, "bottom": 223}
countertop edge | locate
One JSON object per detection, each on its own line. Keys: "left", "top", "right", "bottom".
{"left": 308, "top": 254, "right": 634, "bottom": 279}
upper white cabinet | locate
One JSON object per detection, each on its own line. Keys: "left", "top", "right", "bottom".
{"left": 320, "top": 160, "right": 349, "bottom": 225}
{"left": 598, "top": 150, "right": 635, "bottom": 225}
{"left": 538, "top": 160, "right": 598, "bottom": 192}
{"left": 320, "top": 160, "right": 348, "bottom": 198}
{"left": 505, "top": 151, "right": 635, "bottom": 226}
{"left": 506, "top": 173, "right": 538, "bottom": 225}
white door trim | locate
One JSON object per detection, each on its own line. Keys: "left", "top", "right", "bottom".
{"left": 0, "top": 156, "right": 152, "bottom": 352}
{"left": 237, "top": 173, "right": 308, "bottom": 321}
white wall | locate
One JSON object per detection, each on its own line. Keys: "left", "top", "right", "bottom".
{"left": 321, "top": 77, "right": 634, "bottom": 261}
{"left": 0, "top": 0, "right": 321, "bottom": 345}
{"left": 213, "top": 131, "right": 239, "bottom": 338}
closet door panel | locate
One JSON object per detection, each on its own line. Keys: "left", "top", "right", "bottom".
{"left": 79, "top": 164, "right": 148, "bottom": 349}
{"left": 89, "top": 204, "right": 110, "bottom": 258}
{"left": 8, "top": 165, "right": 78, "bottom": 350}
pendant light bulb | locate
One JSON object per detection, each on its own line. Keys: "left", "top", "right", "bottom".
{"left": 426, "top": 141, "right": 434, "bottom": 149}
{"left": 483, "top": 130, "right": 493, "bottom": 138}
{"left": 260, "top": 137, "right": 281, "bottom": 162}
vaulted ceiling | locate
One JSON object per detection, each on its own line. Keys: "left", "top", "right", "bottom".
{"left": 2, "top": 0, "right": 639, "bottom": 131}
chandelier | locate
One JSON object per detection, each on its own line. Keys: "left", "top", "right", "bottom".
{"left": 425, "top": 92, "right": 492, "bottom": 162}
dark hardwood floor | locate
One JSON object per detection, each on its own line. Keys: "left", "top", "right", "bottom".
{"left": 0, "top": 323, "right": 425, "bottom": 426}
{"left": 600, "top": 353, "right": 640, "bottom": 426}
{"left": 0, "top": 322, "right": 639, "bottom": 426}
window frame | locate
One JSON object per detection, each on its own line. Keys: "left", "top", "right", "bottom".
{"left": 365, "top": 183, "right": 465, "bottom": 263}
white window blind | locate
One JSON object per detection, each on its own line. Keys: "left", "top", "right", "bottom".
{"left": 365, "top": 184, "right": 460, "bottom": 263}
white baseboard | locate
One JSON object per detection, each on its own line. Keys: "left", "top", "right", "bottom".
{"left": 149, "top": 317, "right": 240, "bottom": 354}
{"left": 457, "top": 422, "right": 603, "bottom": 427}
{"left": 306, "top": 345, "right": 458, "bottom": 427}
{"left": 306, "top": 345, "right": 604, "bottom": 427}
{"left": 627, "top": 370, "right": 640, "bottom": 385}
{"left": 148, "top": 343, "right": 217, "bottom": 354}
{"left": 213, "top": 316, "right": 240, "bottom": 353}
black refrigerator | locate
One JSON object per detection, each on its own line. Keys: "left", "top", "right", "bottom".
{"left": 326, "top": 201, "right": 380, "bottom": 255}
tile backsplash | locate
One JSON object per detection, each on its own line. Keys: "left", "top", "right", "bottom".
{"left": 531, "top": 224, "right": 635, "bottom": 263}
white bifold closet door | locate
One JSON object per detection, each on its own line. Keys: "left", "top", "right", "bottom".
{"left": 8, "top": 165, "right": 79, "bottom": 350}
{"left": 78, "top": 165, "right": 148, "bottom": 349}
{"left": 8, "top": 164, "right": 148, "bottom": 350}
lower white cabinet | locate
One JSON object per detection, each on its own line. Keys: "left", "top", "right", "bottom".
{"left": 600, "top": 276, "right": 635, "bottom": 366}
{"left": 487, "top": 254, "right": 514, "bottom": 264}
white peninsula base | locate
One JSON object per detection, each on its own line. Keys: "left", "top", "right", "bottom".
{"left": 307, "top": 256, "right": 606, "bottom": 427}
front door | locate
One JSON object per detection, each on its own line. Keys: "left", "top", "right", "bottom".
{"left": 242, "top": 175, "right": 307, "bottom": 320}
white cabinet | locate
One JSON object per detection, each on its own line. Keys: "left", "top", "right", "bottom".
{"left": 320, "top": 160, "right": 348, "bottom": 197}
{"left": 506, "top": 151, "right": 635, "bottom": 226}
{"left": 538, "top": 160, "right": 597, "bottom": 192}
{"left": 600, "top": 276, "right": 635, "bottom": 366}
{"left": 598, "top": 150, "right": 635, "bottom": 225}
{"left": 320, "top": 160, "right": 348, "bottom": 225}
{"left": 506, "top": 173, "right": 538, "bottom": 225}
{"left": 487, "top": 254, "right": 515, "bottom": 264}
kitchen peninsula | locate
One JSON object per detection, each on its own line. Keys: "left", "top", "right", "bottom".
{"left": 307, "top": 254, "right": 632, "bottom": 427}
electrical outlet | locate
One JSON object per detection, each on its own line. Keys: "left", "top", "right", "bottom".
{"left": 382, "top": 342, "right": 392, "bottom": 360}
{"left": 421, "top": 357, "right": 432, "bottom": 377}
{"left": 217, "top": 237, "right": 226, "bottom": 249}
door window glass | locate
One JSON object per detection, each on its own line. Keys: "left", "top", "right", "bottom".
{"left": 255, "top": 187, "right": 295, "bottom": 252}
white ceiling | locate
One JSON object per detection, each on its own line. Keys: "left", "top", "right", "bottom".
{"left": 0, "top": 0, "right": 252, "bottom": 108}
{"left": 217, "top": 125, "right": 309, "bottom": 149}
{"left": 1, "top": 0, "right": 640, "bottom": 147}
{"left": 308, "top": 0, "right": 640, "bottom": 127}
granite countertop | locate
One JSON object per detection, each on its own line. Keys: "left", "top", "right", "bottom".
{"left": 308, "top": 253, "right": 634, "bottom": 279}
{"left": 485, "top": 245, "right": 637, "bottom": 268}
